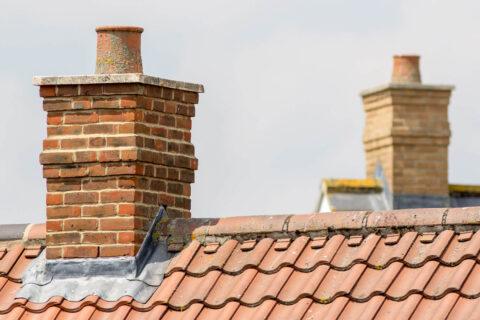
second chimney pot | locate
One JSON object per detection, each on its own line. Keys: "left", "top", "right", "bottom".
{"left": 391, "top": 55, "right": 421, "bottom": 84}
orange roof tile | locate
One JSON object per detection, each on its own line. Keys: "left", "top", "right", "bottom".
{"left": 3, "top": 208, "right": 480, "bottom": 318}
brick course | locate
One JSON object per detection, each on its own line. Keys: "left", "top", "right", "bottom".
{"left": 40, "top": 83, "right": 200, "bottom": 259}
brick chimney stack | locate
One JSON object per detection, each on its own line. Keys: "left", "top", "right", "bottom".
{"left": 36, "top": 26, "right": 204, "bottom": 259}
{"left": 361, "top": 55, "right": 453, "bottom": 208}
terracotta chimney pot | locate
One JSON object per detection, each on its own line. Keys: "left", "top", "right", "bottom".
{"left": 95, "top": 26, "right": 143, "bottom": 74}
{"left": 391, "top": 55, "right": 421, "bottom": 84}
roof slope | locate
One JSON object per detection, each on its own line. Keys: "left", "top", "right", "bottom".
{"left": 2, "top": 207, "right": 480, "bottom": 319}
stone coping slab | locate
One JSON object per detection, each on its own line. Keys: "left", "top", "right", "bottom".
{"left": 360, "top": 82, "right": 454, "bottom": 97}
{"left": 33, "top": 73, "right": 204, "bottom": 93}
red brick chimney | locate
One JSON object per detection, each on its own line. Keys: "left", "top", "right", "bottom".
{"left": 36, "top": 26, "right": 204, "bottom": 259}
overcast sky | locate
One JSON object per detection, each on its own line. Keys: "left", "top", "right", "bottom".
{"left": 1, "top": 1, "right": 479, "bottom": 224}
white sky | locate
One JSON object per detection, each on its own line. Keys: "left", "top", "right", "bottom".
{"left": 1, "top": 1, "right": 479, "bottom": 223}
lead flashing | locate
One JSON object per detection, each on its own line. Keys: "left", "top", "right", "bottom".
{"left": 17, "top": 207, "right": 173, "bottom": 303}
{"left": 360, "top": 82, "right": 454, "bottom": 97}
{"left": 32, "top": 73, "right": 204, "bottom": 93}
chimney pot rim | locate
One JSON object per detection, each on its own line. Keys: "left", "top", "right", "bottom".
{"left": 95, "top": 26, "right": 144, "bottom": 33}
{"left": 393, "top": 54, "right": 420, "bottom": 59}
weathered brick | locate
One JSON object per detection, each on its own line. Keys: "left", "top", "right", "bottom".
{"left": 48, "top": 125, "right": 82, "bottom": 136}
{"left": 60, "top": 166, "right": 89, "bottom": 178}
{"left": 47, "top": 113, "right": 63, "bottom": 125}
{"left": 72, "top": 99, "right": 92, "bottom": 110}
{"left": 84, "top": 124, "right": 115, "bottom": 135}
{"left": 142, "top": 192, "right": 158, "bottom": 205}
{"left": 83, "top": 232, "right": 117, "bottom": 244}
{"left": 99, "top": 244, "right": 137, "bottom": 257}
{"left": 40, "top": 152, "right": 74, "bottom": 164}
{"left": 176, "top": 117, "right": 192, "bottom": 130}
{"left": 152, "top": 100, "right": 164, "bottom": 112}
{"left": 118, "top": 231, "right": 145, "bottom": 244}
{"left": 79, "top": 84, "right": 103, "bottom": 96}
{"left": 99, "top": 109, "right": 136, "bottom": 122}
{"left": 118, "top": 203, "right": 135, "bottom": 216}
{"left": 43, "top": 100, "right": 71, "bottom": 111}
{"left": 92, "top": 97, "right": 120, "bottom": 109}
{"left": 100, "top": 190, "right": 138, "bottom": 203}
{"left": 82, "top": 178, "right": 117, "bottom": 190}
{"left": 183, "top": 92, "right": 199, "bottom": 104}
{"left": 107, "top": 136, "right": 139, "bottom": 148}
{"left": 64, "top": 192, "right": 99, "bottom": 205}
{"left": 40, "top": 86, "right": 56, "bottom": 97}
{"left": 46, "top": 220, "right": 63, "bottom": 232}
{"left": 56, "top": 85, "right": 78, "bottom": 96}
{"left": 75, "top": 151, "right": 97, "bottom": 163}
{"left": 47, "top": 232, "right": 81, "bottom": 245}
{"left": 64, "top": 111, "right": 98, "bottom": 124}
{"left": 46, "top": 247, "right": 63, "bottom": 259}
{"left": 176, "top": 104, "right": 195, "bottom": 117}
{"left": 159, "top": 193, "right": 175, "bottom": 206}
{"left": 120, "top": 97, "right": 138, "bottom": 108}
{"left": 158, "top": 114, "right": 175, "bottom": 127}
{"left": 63, "top": 245, "right": 98, "bottom": 258}
{"left": 99, "top": 217, "right": 135, "bottom": 231}
{"left": 118, "top": 122, "right": 136, "bottom": 134}
{"left": 151, "top": 127, "right": 167, "bottom": 137}
{"left": 98, "top": 150, "right": 121, "bottom": 162}
{"left": 63, "top": 218, "right": 98, "bottom": 231}
{"left": 121, "top": 149, "right": 138, "bottom": 161}
{"left": 103, "top": 84, "right": 144, "bottom": 95}
{"left": 82, "top": 204, "right": 117, "bottom": 217}
{"left": 151, "top": 179, "right": 166, "bottom": 192}
{"left": 47, "top": 179, "right": 81, "bottom": 192}
{"left": 47, "top": 206, "right": 81, "bottom": 219}
{"left": 43, "top": 139, "right": 59, "bottom": 150}
{"left": 61, "top": 138, "right": 88, "bottom": 149}
{"left": 89, "top": 137, "right": 106, "bottom": 148}
{"left": 46, "top": 193, "right": 63, "bottom": 205}
{"left": 43, "top": 167, "right": 60, "bottom": 178}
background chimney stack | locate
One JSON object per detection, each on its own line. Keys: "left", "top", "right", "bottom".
{"left": 361, "top": 55, "right": 453, "bottom": 208}
{"left": 391, "top": 55, "right": 421, "bottom": 84}
{"left": 36, "top": 26, "right": 203, "bottom": 259}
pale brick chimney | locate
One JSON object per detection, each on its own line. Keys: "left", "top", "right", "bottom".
{"left": 361, "top": 55, "right": 453, "bottom": 208}
{"left": 36, "top": 26, "right": 203, "bottom": 259}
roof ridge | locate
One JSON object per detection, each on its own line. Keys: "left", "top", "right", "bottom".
{"left": 162, "top": 207, "right": 480, "bottom": 244}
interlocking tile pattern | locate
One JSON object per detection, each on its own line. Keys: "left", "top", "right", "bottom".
{"left": 2, "top": 229, "right": 480, "bottom": 318}
{"left": 3, "top": 207, "right": 480, "bottom": 319}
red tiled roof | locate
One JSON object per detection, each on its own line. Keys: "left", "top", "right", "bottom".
{"left": 3, "top": 207, "right": 480, "bottom": 319}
